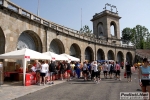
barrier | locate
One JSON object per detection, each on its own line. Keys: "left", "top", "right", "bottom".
{"left": 25, "top": 72, "right": 36, "bottom": 86}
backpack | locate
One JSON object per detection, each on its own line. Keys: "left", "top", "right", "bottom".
{"left": 49, "top": 62, "right": 56, "bottom": 72}
{"left": 110, "top": 64, "right": 114, "bottom": 71}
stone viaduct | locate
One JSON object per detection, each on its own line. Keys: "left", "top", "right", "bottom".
{"left": 0, "top": 0, "right": 135, "bottom": 63}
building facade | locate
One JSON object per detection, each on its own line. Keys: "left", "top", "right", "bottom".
{"left": 0, "top": 0, "right": 135, "bottom": 63}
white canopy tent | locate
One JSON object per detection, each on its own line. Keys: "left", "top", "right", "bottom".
{"left": 0, "top": 48, "right": 51, "bottom": 86}
{"left": 60, "top": 54, "right": 80, "bottom": 62}
{"left": 43, "top": 51, "right": 68, "bottom": 61}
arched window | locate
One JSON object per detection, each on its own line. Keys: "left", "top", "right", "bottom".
{"left": 97, "top": 23, "right": 104, "bottom": 37}
{"left": 111, "top": 25, "right": 115, "bottom": 36}
{"left": 110, "top": 21, "right": 117, "bottom": 36}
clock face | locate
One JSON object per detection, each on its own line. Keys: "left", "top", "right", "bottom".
{"left": 17, "top": 40, "right": 29, "bottom": 50}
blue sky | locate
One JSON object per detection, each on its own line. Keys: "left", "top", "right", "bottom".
{"left": 11, "top": 0, "right": 150, "bottom": 35}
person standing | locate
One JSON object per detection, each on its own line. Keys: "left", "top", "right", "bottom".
{"left": 76, "top": 62, "right": 81, "bottom": 79}
{"left": 115, "top": 61, "right": 121, "bottom": 81}
{"left": 126, "top": 62, "right": 132, "bottom": 82}
{"left": 59, "top": 61, "right": 65, "bottom": 80}
{"left": 97, "top": 62, "right": 102, "bottom": 81}
{"left": 91, "top": 61, "right": 95, "bottom": 80}
{"left": 108, "top": 62, "right": 114, "bottom": 79}
{"left": 65, "top": 61, "right": 71, "bottom": 81}
{"left": 39, "top": 60, "right": 48, "bottom": 85}
{"left": 93, "top": 61, "right": 99, "bottom": 84}
{"left": 34, "top": 60, "right": 41, "bottom": 85}
{"left": 138, "top": 58, "right": 150, "bottom": 99}
{"left": 49, "top": 60, "right": 56, "bottom": 84}
{"left": 103, "top": 62, "right": 108, "bottom": 79}
{"left": 70, "top": 62, "right": 75, "bottom": 78}
{"left": 82, "top": 61, "right": 88, "bottom": 81}
{"left": 121, "top": 61, "right": 124, "bottom": 69}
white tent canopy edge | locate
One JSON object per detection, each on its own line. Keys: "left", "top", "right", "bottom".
{"left": 0, "top": 48, "right": 51, "bottom": 86}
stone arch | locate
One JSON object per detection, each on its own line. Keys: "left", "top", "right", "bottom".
{"left": 126, "top": 52, "right": 133, "bottom": 64}
{"left": 70, "top": 43, "right": 81, "bottom": 58}
{"left": 97, "top": 49, "right": 105, "bottom": 60}
{"left": 117, "top": 51, "right": 124, "bottom": 63}
{"left": 85, "top": 46, "right": 94, "bottom": 61}
{"left": 97, "top": 22, "right": 104, "bottom": 37}
{"left": 50, "top": 39, "right": 65, "bottom": 54}
{"left": 0, "top": 27, "right": 5, "bottom": 61}
{"left": 110, "top": 21, "right": 117, "bottom": 36}
{"left": 107, "top": 50, "right": 115, "bottom": 60}
{"left": 17, "top": 30, "right": 42, "bottom": 52}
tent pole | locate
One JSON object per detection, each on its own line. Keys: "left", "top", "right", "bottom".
{"left": 22, "top": 58, "right": 27, "bottom": 86}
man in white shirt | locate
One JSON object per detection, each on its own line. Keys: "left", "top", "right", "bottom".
{"left": 103, "top": 62, "right": 108, "bottom": 79}
{"left": 39, "top": 60, "right": 48, "bottom": 85}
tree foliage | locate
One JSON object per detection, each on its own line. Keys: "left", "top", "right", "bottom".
{"left": 121, "top": 25, "right": 150, "bottom": 49}
{"left": 121, "top": 28, "right": 132, "bottom": 45}
{"left": 79, "top": 25, "right": 92, "bottom": 34}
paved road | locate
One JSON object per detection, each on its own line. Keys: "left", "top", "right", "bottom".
{"left": 14, "top": 69, "right": 140, "bottom": 100}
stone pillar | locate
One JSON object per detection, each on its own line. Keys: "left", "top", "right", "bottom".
{"left": 18, "top": 8, "right": 22, "bottom": 14}
{"left": 105, "top": 54, "right": 107, "bottom": 60}
{"left": 3, "top": 0, "right": 8, "bottom": 7}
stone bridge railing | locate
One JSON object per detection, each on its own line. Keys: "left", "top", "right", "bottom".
{"left": 0, "top": 0, "right": 135, "bottom": 49}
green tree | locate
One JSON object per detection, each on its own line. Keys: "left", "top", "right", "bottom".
{"left": 131, "top": 25, "right": 150, "bottom": 49}
{"left": 79, "top": 25, "right": 92, "bottom": 34}
{"left": 121, "top": 27, "right": 132, "bottom": 45}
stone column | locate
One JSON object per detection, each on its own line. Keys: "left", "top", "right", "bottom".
{"left": 3, "top": 0, "right": 8, "bottom": 7}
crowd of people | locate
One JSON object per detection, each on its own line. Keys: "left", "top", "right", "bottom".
{"left": 28, "top": 59, "right": 136, "bottom": 86}
{"left": 28, "top": 58, "right": 150, "bottom": 99}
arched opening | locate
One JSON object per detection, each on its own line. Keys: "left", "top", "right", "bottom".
{"left": 97, "top": 49, "right": 105, "bottom": 60}
{"left": 17, "top": 30, "right": 42, "bottom": 52}
{"left": 97, "top": 22, "right": 104, "bottom": 37}
{"left": 50, "top": 39, "right": 65, "bottom": 54}
{"left": 126, "top": 52, "right": 133, "bottom": 64}
{"left": 0, "top": 27, "right": 5, "bottom": 62}
{"left": 107, "top": 50, "right": 115, "bottom": 60}
{"left": 85, "top": 47, "right": 94, "bottom": 62}
{"left": 110, "top": 21, "right": 117, "bottom": 36}
{"left": 117, "top": 51, "right": 124, "bottom": 64}
{"left": 70, "top": 43, "right": 81, "bottom": 58}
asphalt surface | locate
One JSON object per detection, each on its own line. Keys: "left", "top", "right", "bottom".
{"left": 13, "top": 69, "right": 140, "bottom": 100}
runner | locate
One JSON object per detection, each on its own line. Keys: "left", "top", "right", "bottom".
{"left": 138, "top": 58, "right": 150, "bottom": 99}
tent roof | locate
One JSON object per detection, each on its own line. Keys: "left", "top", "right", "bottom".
{"left": 0, "top": 48, "right": 51, "bottom": 60}
{"left": 60, "top": 53, "right": 80, "bottom": 61}
{"left": 43, "top": 52, "right": 68, "bottom": 61}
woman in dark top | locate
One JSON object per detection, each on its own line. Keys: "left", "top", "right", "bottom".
{"left": 59, "top": 61, "right": 65, "bottom": 80}
{"left": 66, "top": 61, "right": 71, "bottom": 81}
{"left": 126, "top": 62, "right": 132, "bottom": 82}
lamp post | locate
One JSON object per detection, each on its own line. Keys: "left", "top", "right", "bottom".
{"left": 37, "top": 0, "right": 40, "bottom": 16}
